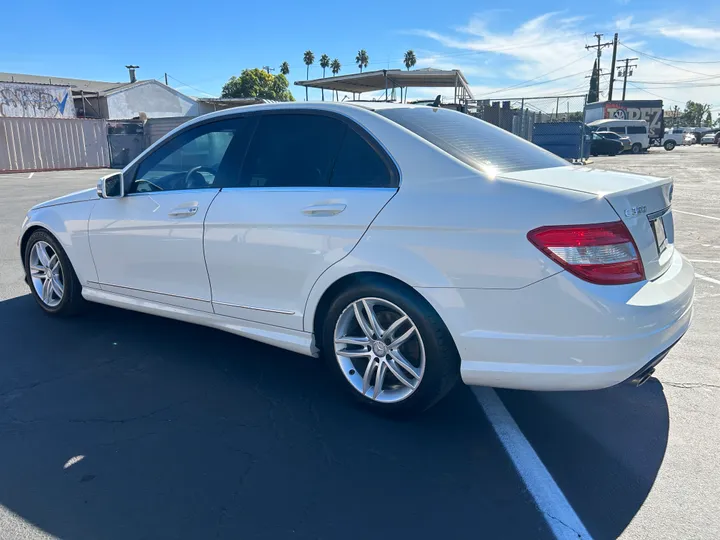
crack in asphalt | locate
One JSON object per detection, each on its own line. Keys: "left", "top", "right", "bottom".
{"left": 67, "top": 398, "right": 194, "bottom": 424}
{"left": 544, "top": 511, "right": 584, "bottom": 538}
{"left": 663, "top": 381, "right": 720, "bottom": 390}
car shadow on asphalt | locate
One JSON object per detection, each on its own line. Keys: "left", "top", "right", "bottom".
{"left": 497, "top": 378, "right": 669, "bottom": 539}
{"left": 0, "top": 294, "right": 552, "bottom": 540}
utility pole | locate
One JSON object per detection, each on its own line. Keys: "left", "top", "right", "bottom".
{"left": 585, "top": 33, "right": 613, "bottom": 98}
{"left": 608, "top": 33, "right": 618, "bottom": 101}
{"left": 164, "top": 72, "right": 168, "bottom": 85}
{"left": 262, "top": 66, "right": 275, "bottom": 74}
{"left": 618, "top": 58, "right": 638, "bottom": 100}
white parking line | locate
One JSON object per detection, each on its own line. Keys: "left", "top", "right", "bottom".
{"left": 695, "top": 273, "right": 720, "bottom": 286}
{"left": 28, "top": 172, "right": 34, "bottom": 179}
{"left": 473, "top": 388, "right": 591, "bottom": 539}
{"left": 689, "top": 260, "right": 720, "bottom": 264}
{"left": 674, "top": 210, "right": 720, "bottom": 222}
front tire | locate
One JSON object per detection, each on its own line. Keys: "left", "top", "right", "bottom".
{"left": 24, "top": 230, "right": 85, "bottom": 316}
{"left": 631, "top": 143, "right": 642, "bottom": 154}
{"left": 321, "top": 278, "right": 460, "bottom": 415}
{"left": 664, "top": 140, "right": 676, "bottom": 151}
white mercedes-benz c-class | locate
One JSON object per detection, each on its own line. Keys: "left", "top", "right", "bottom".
{"left": 19, "top": 102, "right": 694, "bottom": 413}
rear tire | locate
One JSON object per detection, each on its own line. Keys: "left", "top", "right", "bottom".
{"left": 664, "top": 140, "right": 676, "bottom": 151}
{"left": 24, "top": 230, "right": 85, "bottom": 316}
{"left": 321, "top": 277, "right": 460, "bottom": 415}
{"left": 631, "top": 143, "right": 642, "bottom": 154}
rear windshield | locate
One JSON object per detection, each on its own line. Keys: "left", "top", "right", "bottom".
{"left": 377, "top": 107, "right": 567, "bottom": 175}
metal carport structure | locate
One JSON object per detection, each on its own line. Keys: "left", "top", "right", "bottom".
{"left": 294, "top": 68, "right": 474, "bottom": 102}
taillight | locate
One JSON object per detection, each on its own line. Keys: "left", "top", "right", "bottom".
{"left": 527, "top": 221, "right": 645, "bottom": 285}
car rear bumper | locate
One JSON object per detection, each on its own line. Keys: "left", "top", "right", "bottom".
{"left": 417, "top": 249, "right": 694, "bottom": 391}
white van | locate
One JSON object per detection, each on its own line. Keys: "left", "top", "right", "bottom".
{"left": 588, "top": 119, "right": 650, "bottom": 154}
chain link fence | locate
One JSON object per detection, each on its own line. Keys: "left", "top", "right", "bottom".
{"left": 461, "top": 94, "right": 587, "bottom": 141}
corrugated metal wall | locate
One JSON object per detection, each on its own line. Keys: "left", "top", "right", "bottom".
{"left": 0, "top": 117, "right": 110, "bottom": 172}
{"left": 144, "top": 116, "right": 194, "bottom": 148}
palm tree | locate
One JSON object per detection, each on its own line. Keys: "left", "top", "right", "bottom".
{"left": 303, "top": 50, "right": 315, "bottom": 101}
{"left": 355, "top": 49, "right": 369, "bottom": 73}
{"left": 280, "top": 61, "right": 290, "bottom": 76}
{"left": 331, "top": 58, "right": 341, "bottom": 101}
{"left": 403, "top": 50, "right": 416, "bottom": 102}
{"left": 319, "top": 54, "right": 330, "bottom": 101}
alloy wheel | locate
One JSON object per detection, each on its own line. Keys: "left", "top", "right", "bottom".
{"left": 333, "top": 297, "right": 425, "bottom": 403}
{"left": 29, "top": 240, "right": 64, "bottom": 307}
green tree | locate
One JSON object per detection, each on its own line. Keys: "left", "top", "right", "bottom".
{"left": 319, "top": 54, "right": 330, "bottom": 101}
{"left": 704, "top": 111, "right": 713, "bottom": 128}
{"left": 681, "top": 101, "right": 712, "bottom": 127}
{"left": 303, "top": 50, "right": 315, "bottom": 101}
{"left": 403, "top": 50, "right": 417, "bottom": 102}
{"left": 587, "top": 59, "right": 599, "bottom": 104}
{"left": 280, "top": 61, "right": 290, "bottom": 76}
{"left": 331, "top": 58, "right": 341, "bottom": 101}
{"left": 221, "top": 68, "right": 294, "bottom": 101}
{"left": 356, "top": 49, "right": 369, "bottom": 73}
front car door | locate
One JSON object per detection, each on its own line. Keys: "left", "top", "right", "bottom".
{"left": 88, "top": 117, "right": 249, "bottom": 312}
{"left": 203, "top": 111, "right": 399, "bottom": 330}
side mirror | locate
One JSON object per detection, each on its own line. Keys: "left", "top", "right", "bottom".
{"left": 97, "top": 172, "right": 124, "bottom": 199}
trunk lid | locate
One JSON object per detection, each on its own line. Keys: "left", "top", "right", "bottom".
{"left": 501, "top": 166, "right": 674, "bottom": 280}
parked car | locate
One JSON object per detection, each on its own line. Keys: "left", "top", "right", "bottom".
{"left": 663, "top": 127, "right": 686, "bottom": 151}
{"left": 590, "top": 132, "right": 624, "bottom": 156}
{"left": 700, "top": 132, "right": 719, "bottom": 145}
{"left": 683, "top": 132, "right": 697, "bottom": 145}
{"left": 587, "top": 119, "right": 650, "bottom": 154}
{"left": 596, "top": 130, "right": 631, "bottom": 152}
{"left": 18, "top": 103, "right": 694, "bottom": 414}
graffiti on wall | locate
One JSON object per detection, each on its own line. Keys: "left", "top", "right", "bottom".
{"left": 0, "top": 83, "right": 76, "bottom": 118}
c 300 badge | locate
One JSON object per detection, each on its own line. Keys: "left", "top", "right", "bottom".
{"left": 625, "top": 205, "right": 647, "bottom": 217}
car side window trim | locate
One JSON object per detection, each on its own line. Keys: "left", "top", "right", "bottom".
{"left": 235, "top": 109, "right": 399, "bottom": 190}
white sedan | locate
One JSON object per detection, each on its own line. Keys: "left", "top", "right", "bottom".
{"left": 19, "top": 102, "right": 694, "bottom": 414}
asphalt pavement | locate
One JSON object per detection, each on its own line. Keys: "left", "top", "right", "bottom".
{"left": 0, "top": 146, "right": 718, "bottom": 540}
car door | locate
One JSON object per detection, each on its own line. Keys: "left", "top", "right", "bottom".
{"left": 88, "top": 117, "right": 249, "bottom": 312}
{"left": 203, "top": 111, "right": 399, "bottom": 330}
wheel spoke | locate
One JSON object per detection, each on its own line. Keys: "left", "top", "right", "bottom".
{"left": 362, "top": 299, "right": 383, "bottom": 338}
{"left": 51, "top": 275, "right": 63, "bottom": 298}
{"left": 35, "top": 244, "right": 51, "bottom": 267}
{"left": 338, "top": 348, "right": 371, "bottom": 358}
{"left": 388, "top": 350, "right": 421, "bottom": 387}
{"left": 42, "top": 277, "right": 53, "bottom": 303}
{"left": 335, "top": 336, "right": 370, "bottom": 346}
{"left": 362, "top": 358, "right": 378, "bottom": 395}
{"left": 383, "top": 315, "right": 408, "bottom": 341}
{"left": 30, "top": 264, "right": 45, "bottom": 276}
{"left": 48, "top": 254, "right": 59, "bottom": 271}
{"left": 353, "top": 302, "right": 375, "bottom": 339}
{"left": 388, "top": 326, "right": 416, "bottom": 350}
{"left": 373, "top": 362, "right": 387, "bottom": 399}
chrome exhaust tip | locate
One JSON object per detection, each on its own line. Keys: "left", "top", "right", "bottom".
{"left": 631, "top": 367, "right": 655, "bottom": 386}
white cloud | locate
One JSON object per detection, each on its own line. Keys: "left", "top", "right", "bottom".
{"left": 405, "top": 12, "right": 720, "bottom": 111}
{"left": 615, "top": 15, "right": 634, "bottom": 30}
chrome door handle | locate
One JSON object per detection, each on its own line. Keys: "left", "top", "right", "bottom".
{"left": 168, "top": 206, "right": 199, "bottom": 218}
{"left": 301, "top": 204, "right": 347, "bottom": 217}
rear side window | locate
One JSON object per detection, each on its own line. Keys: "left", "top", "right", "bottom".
{"left": 240, "top": 114, "right": 345, "bottom": 188}
{"left": 609, "top": 127, "right": 626, "bottom": 134}
{"left": 627, "top": 126, "right": 647, "bottom": 134}
{"left": 330, "top": 128, "right": 393, "bottom": 188}
{"left": 377, "top": 107, "right": 566, "bottom": 175}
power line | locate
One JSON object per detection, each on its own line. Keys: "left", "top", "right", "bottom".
{"left": 617, "top": 44, "right": 720, "bottom": 64}
{"left": 166, "top": 74, "right": 215, "bottom": 97}
{"left": 619, "top": 42, "right": 716, "bottom": 77}
{"left": 626, "top": 82, "right": 685, "bottom": 104}
{"left": 477, "top": 54, "right": 592, "bottom": 97}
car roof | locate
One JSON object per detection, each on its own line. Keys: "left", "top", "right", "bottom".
{"left": 588, "top": 119, "right": 648, "bottom": 125}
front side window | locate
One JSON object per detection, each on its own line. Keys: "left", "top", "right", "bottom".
{"left": 609, "top": 127, "right": 626, "bottom": 134}
{"left": 240, "top": 114, "right": 346, "bottom": 188}
{"left": 377, "top": 107, "right": 566, "bottom": 175}
{"left": 131, "top": 119, "right": 243, "bottom": 193}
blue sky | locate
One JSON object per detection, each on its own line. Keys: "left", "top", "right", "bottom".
{"left": 2, "top": 0, "right": 719, "bottom": 112}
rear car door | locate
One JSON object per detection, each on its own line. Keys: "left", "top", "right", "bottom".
{"left": 203, "top": 111, "right": 398, "bottom": 330}
{"left": 88, "top": 118, "right": 248, "bottom": 312}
